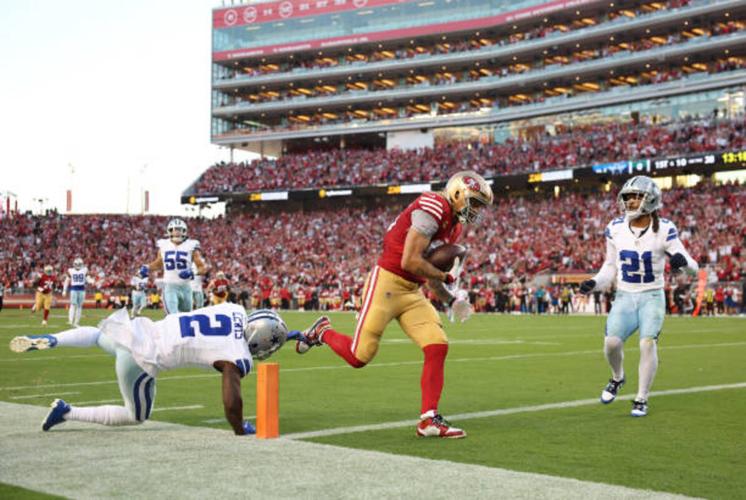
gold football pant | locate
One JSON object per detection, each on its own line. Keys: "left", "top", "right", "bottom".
{"left": 35, "top": 292, "right": 52, "bottom": 311}
{"left": 352, "top": 266, "right": 447, "bottom": 364}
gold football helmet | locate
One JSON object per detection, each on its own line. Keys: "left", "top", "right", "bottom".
{"left": 444, "top": 170, "right": 493, "bottom": 224}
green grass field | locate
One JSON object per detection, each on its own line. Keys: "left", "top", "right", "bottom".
{"left": 1, "top": 308, "right": 744, "bottom": 498}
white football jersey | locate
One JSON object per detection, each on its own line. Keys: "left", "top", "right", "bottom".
{"left": 156, "top": 238, "right": 201, "bottom": 285}
{"left": 592, "top": 216, "right": 698, "bottom": 293}
{"left": 66, "top": 267, "right": 88, "bottom": 291}
{"left": 190, "top": 263, "right": 204, "bottom": 292}
{"left": 131, "top": 276, "right": 149, "bottom": 293}
{"left": 101, "top": 303, "right": 252, "bottom": 377}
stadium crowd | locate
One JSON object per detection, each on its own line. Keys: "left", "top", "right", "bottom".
{"left": 1, "top": 181, "right": 743, "bottom": 314}
{"left": 194, "top": 116, "right": 745, "bottom": 193}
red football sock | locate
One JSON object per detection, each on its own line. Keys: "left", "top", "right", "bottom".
{"left": 322, "top": 329, "right": 366, "bottom": 368}
{"left": 43, "top": 309, "right": 50, "bottom": 321}
{"left": 421, "top": 343, "right": 448, "bottom": 415}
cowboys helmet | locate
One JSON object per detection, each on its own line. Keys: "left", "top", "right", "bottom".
{"left": 166, "top": 218, "right": 188, "bottom": 243}
{"left": 73, "top": 257, "right": 84, "bottom": 270}
{"left": 444, "top": 171, "right": 494, "bottom": 224}
{"left": 245, "top": 309, "right": 288, "bottom": 361}
{"left": 617, "top": 176, "right": 662, "bottom": 220}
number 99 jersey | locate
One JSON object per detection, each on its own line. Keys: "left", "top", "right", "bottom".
{"left": 596, "top": 216, "right": 697, "bottom": 293}
{"left": 156, "top": 238, "right": 201, "bottom": 285}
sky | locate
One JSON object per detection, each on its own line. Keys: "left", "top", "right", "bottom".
{"left": 0, "top": 0, "right": 254, "bottom": 216}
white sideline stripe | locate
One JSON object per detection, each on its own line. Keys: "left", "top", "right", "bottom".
{"left": 283, "top": 382, "right": 746, "bottom": 440}
{"left": 10, "top": 391, "right": 80, "bottom": 400}
{"left": 1, "top": 341, "right": 745, "bottom": 392}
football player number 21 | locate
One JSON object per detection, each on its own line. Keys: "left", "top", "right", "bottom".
{"left": 164, "top": 251, "right": 188, "bottom": 270}
{"left": 619, "top": 250, "right": 654, "bottom": 283}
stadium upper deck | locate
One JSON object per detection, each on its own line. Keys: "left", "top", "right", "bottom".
{"left": 211, "top": 0, "right": 746, "bottom": 155}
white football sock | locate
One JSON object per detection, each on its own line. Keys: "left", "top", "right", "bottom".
{"left": 636, "top": 338, "right": 658, "bottom": 402}
{"left": 604, "top": 336, "right": 625, "bottom": 381}
{"left": 52, "top": 326, "right": 101, "bottom": 348}
{"left": 68, "top": 306, "right": 75, "bottom": 324}
{"left": 67, "top": 405, "right": 139, "bottom": 426}
{"left": 74, "top": 307, "right": 82, "bottom": 325}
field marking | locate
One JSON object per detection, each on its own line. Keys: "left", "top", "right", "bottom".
{"left": 151, "top": 405, "right": 203, "bottom": 412}
{"left": 283, "top": 381, "right": 746, "bottom": 440}
{"left": 203, "top": 415, "right": 254, "bottom": 424}
{"left": 1, "top": 340, "right": 745, "bottom": 393}
{"left": 0, "top": 353, "right": 111, "bottom": 363}
{"left": 10, "top": 391, "right": 80, "bottom": 400}
{"left": 0, "top": 402, "right": 692, "bottom": 499}
{"left": 382, "top": 338, "right": 560, "bottom": 346}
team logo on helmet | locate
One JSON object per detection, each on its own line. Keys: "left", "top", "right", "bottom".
{"left": 463, "top": 176, "right": 481, "bottom": 192}
{"left": 224, "top": 9, "right": 238, "bottom": 25}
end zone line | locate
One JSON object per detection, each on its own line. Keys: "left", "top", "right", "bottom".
{"left": 282, "top": 382, "right": 746, "bottom": 440}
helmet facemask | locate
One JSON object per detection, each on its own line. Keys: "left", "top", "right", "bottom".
{"left": 166, "top": 219, "right": 188, "bottom": 244}
{"left": 445, "top": 171, "right": 493, "bottom": 225}
{"left": 244, "top": 310, "right": 288, "bottom": 361}
{"left": 617, "top": 176, "right": 661, "bottom": 220}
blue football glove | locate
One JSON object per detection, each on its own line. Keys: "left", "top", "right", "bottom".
{"left": 139, "top": 265, "right": 149, "bottom": 278}
{"left": 579, "top": 279, "right": 596, "bottom": 295}
{"left": 242, "top": 420, "right": 256, "bottom": 435}
{"left": 178, "top": 269, "right": 194, "bottom": 280}
{"left": 286, "top": 330, "right": 303, "bottom": 341}
{"left": 669, "top": 253, "right": 688, "bottom": 273}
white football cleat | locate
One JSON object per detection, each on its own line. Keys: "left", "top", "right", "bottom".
{"left": 631, "top": 399, "right": 648, "bottom": 417}
{"left": 600, "top": 377, "right": 625, "bottom": 404}
{"left": 416, "top": 410, "right": 466, "bottom": 439}
{"left": 9, "top": 335, "right": 57, "bottom": 353}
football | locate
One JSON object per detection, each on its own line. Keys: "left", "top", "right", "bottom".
{"left": 425, "top": 243, "right": 467, "bottom": 272}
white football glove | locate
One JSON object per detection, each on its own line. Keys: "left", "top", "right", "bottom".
{"left": 446, "top": 256, "right": 465, "bottom": 291}
{"left": 448, "top": 289, "right": 472, "bottom": 323}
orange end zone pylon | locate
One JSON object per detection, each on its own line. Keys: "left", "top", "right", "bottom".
{"left": 256, "top": 362, "right": 279, "bottom": 438}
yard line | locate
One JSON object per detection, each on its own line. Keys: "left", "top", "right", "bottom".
{"left": 283, "top": 382, "right": 746, "bottom": 440}
{"left": 10, "top": 391, "right": 80, "bottom": 400}
{"left": 203, "top": 415, "right": 254, "bottom": 424}
{"left": 72, "top": 399, "right": 122, "bottom": 405}
{"left": 0, "top": 354, "right": 111, "bottom": 363}
{"left": 1, "top": 341, "right": 745, "bottom": 392}
{"left": 151, "top": 405, "right": 203, "bottom": 412}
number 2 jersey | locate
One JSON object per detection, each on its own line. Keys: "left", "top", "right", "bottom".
{"left": 156, "top": 238, "right": 201, "bottom": 285}
{"left": 99, "top": 303, "right": 252, "bottom": 378}
{"left": 592, "top": 216, "right": 698, "bottom": 293}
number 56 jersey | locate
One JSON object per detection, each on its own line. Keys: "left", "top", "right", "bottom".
{"left": 593, "top": 216, "right": 698, "bottom": 293}
{"left": 100, "top": 303, "right": 252, "bottom": 377}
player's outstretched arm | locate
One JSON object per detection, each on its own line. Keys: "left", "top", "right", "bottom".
{"left": 146, "top": 256, "right": 164, "bottom": 273}
{"left": 214, "top": 360, "right": 245, "bottom": 435}
{"left": 401, "top": 229, "right": 451, "bottom": 283}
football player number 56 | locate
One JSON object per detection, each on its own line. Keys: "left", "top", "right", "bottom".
{"left": 619, "top": 250, "right": 654, "bottom": 283}
{"left": 164, "top": 251, "right": 188, "bottom": 270}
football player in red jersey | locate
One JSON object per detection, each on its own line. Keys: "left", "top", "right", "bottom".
{"left": 207, "top": 271, "right": 231, "bottom": 305}
{"left": 34, "top": 265, "right": 57, "bottom": 326}
{"left": 297, "top": 171, "right": 493, "bottom": 438}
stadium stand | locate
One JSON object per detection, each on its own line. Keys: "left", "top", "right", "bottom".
{"left": 192, "top": 116, "right": 745, "bottom": 193}
{"left": 2, "top": 181, "right": 743, "bottom": 313}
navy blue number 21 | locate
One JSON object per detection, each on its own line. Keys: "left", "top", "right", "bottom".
{"left": 619, "top": 250, "right": 654, "bottom": 283}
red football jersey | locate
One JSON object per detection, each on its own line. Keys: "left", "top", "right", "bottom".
{"left": 377, "top": 192, "right": 462, "bottom": 284}
{"left": 37, "top": 274, "right": 56, "bottom": 294}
